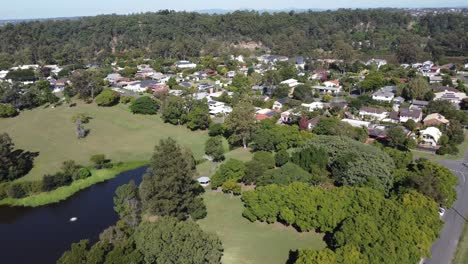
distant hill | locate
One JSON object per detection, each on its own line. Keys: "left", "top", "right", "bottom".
{"left": 194, "top": 8, "right": 325, "bottom": 14}
{"left": 0, "top": 17, "right": 82, "bottom": 26}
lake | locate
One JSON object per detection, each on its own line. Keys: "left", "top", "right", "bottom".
{"left": 0, "top": 166, "right": 147, "bottom": 264}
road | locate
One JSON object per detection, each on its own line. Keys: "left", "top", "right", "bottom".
{"left": 423, "top": 150, "right": 468, "bottom": 264}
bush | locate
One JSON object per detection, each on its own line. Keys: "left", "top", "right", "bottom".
{"left": 0, "top": 183, "right": 9, "bottom": 199}
{"left": 95, "top": 90, "right": 120, "bottom": 106}
{"left": 7, "top": 183, "right": 28, "bottom": 198}
{"left": 208, "top": 123, "right": 225, "bottom": 137}
{"left": 77, "top": 167, "right": 92, "bottom": 180}
{"left": 71, "top": 113, "right": 91, "bottom": 124}
{"left": 90, "top": 154, "right": 107, "bottom": 169}
{"left": 130, "top": 96, "right": 159, "bottom": 115}
{"left": 275, "top": 150, "right": 290, "bottom": 167}
{"left": 0, "top": 104, "right": 18, "bottom": 118}
{"left": 42, "top": 173, "right": 73, "bottom": 192}
{"left": 222, "top": 179, "right": 241, "bottom": 195}
{"left": 119, "top": 96, "right": 134, "bottom": 104}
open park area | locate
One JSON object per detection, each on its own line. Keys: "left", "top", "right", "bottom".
{"left": 0, "top": 102, "right": 209, "bottom": 181}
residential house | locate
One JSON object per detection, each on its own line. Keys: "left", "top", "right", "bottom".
{"left": 305, "top": 116, "right": 325, "bottom": 130}
{"left": 151, "top": 84, "right": 170, "bottom": 94}
{"left": 125, "top": 80, "right": 158, "bottom": 93}
{"left": 359, "top": 107, "right": 388, "bottom": 121}
{"left": 420, "top": 127, "right": 442, "bottom": 147}
{"left": 429, "top": 75, "right": 443, "bottom": 84}
{"left": 410, "top": 100, "right": 429, "bottom": 110}
{"left": 227, "top": 71, "right": 236, "bottom": 78}
{"left": 309, "top": 70, "right": 328, "bottom": 82}
{"left": 423, "top": 113, "right": 450, "bottom": 126}
{"left": 341, "top": 119, "right": 371, "bottom": 128}
{"left": 398, "top": 107, "right": 422, "bottom": 123}
{"left": 294, "top": 56, "right": 305, "bottom": 69}
{"left": 0, "top": 70, "right": 8, "bottom": 80}
{"left": 365, "top": 58, "right": 387, "bottom": 69}
{"left": 280, "top": 110, "right": 295, "bottom": 124}
{"left": 434, "top": 90, "right": 467, "bottom": 106}
{"left": 256, "top": 109, "right": 278, "bottom": 121}
{"left": 52, "top": 78, "right": 68, "bottom": 93}
{"left": 372, "top": 90, "right": 395, "bottom": 103}
{"left": 105, "top": 73, "right": 123, "bottom": 85}
{"left": 281, "top": 78, "right": 301, "bottom": 88}
{"left": 311, "top": 85, "right": 342, "bottom": 94}
{"left": 323, "top": 80, "right": 340, "bottom": 88}
{"left": 273, "top": 98, "right": 288, "bottom": 110}
{"left": 301, "top": 102, "right": 326, "bottom": 111}
{"left": 176, "top": 60, "right": 197, "bottom": 69}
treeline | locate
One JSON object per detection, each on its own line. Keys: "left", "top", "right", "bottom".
{"left": 0, "top": 9, "right": 466, "bottom": 66}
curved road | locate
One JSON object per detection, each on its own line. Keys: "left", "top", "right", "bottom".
{"left": 423, "top": 150, "right": 468, "bottom": 264}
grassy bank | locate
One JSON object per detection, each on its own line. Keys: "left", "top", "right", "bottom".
{"left": 454, "top": 221, "right": 468, "bottom": 264}
{"left": 198, "top": 191, "right": 325, "bottom": 264}
{"left": 0, "top": 161, "right": 147, "bottom": 207}
{"left": 0, "top": 102, "right": 209, "bottom": 181}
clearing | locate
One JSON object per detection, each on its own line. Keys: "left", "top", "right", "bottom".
{"left": 198, "top": 191, "right": 325, "bottom": 264}
{"left": 0, "top": 103, "right": 209, "bottom": 181}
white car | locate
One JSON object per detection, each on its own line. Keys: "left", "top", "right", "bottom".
{"left": 439, "top": 207, "right": 446, "bottom": 217}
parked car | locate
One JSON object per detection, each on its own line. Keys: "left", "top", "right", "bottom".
{"left": 439, "top": 207, "right": 446, "bottom": 217}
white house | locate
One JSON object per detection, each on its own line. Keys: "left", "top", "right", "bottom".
{"left": 341, "top": 119, "right": 371, "bottom": 128}
{"left": 366, "top": 59, "right": 387, "bottom": 69}
{"left": 280, "top": 78, "right": 301, "bottom": 88}
{"left": 359, "top": 107, "right": 388, "bottom": 121}
{"left": 434, "top": 90, "right": 467, "bottom": 106}
{"left": 323, "top": 80, "right": 340, "bottom": 88}
{"left": 227, "top": 71, "right": 236, "bottom": 78}
{"left": 273, "top": 98, "right": 288, "bottom": 110}
{"left": 301, "top": 102, "right": 325, "bottom": 111}
{"left": 398, "top": 108, "right": 423, "bottom": 123}
{"left": 420, "top": 127, "right": 442, "bottom": 147}
{"left": 0, "top": 70, "right": 8, "bottom": 80}
{"left": 197, "top": 177, "right": 211, "bottom": 187}
{"left": 372, "top": 90, "right": 395, "bottom": 102}
{"left": 176, "top": 60, "right": 197, "bottom": 69}
{"left": 311, "top": 86, "right": 342, "bottom": 94}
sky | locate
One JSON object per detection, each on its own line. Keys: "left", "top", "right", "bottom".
{"left": 1, "top": 0, "right": 467, "bottom": 19}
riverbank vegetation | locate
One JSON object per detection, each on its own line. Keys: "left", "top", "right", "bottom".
{"left": 0, "top": 161, "right": 146, "bottom": 207}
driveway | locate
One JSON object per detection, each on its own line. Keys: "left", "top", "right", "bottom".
{"left": 423, "top": 150, "right": 468, "bottom": 264}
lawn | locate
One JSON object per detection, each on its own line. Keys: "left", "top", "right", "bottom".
{"left": 0, "top": 102, "right": 209, "bottom": 181}
{"left": 196, "top": 145, "right": 254, "bottom": 177}
{"left": 198, "top": 191, "right": 325, "bottom": 264}
{"left": 454, "top": 222, "right": 468, "bottom": 264}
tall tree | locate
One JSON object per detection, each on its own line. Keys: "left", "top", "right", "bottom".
{"left": 139, "top": 138, "right": 206, "bottom": 220}
{"left": 224, "top": 101, "right": 256, "bottom": 148}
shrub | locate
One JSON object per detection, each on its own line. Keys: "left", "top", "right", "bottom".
{"left": 208, "top": 123, "right": 225, "bottom": 137}
{"left": 222, "top": 179, "right": 241, "bottom": 195}
{"left": 0, "top": 183, "right": 10, "bottom": 199}
{"left": 42, "top": 173, "right": 73, "bottom": 192}
{"left": 7, "top": 183, "right": 28, "bottom": 198}
{"left": 119, "top": 96, "right": 134, "bottom": 104}
{"left": 95, "top": 89, "right": 120, "bottom": 106}
{"left": 130, "top": 96, "right": 159, "bottom": 115}
{"left": 90, "top": 154, "right": 107, "bottom": 169}
{"left": 71, "top": 113, "right": 91, "bottom": 124}
{"left": 0, "top": 104, "right": 18, "bottom": 118}
{"left": 77, "top": 167, "right": 92, "bottom": 180}
{"left": 275, "top": 150, "right": 290, "bottom": 167}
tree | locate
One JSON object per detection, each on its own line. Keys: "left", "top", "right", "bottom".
{"left": 186, "top": 100, "right": 211, "bottom": 130}
{"left": 161, "top": 95, "right": 186, "bottom": 125}
{"left": 243, "top": 151, "right": 275, "bottom": 184}
{"left": 205, "top": 136, "right": 225, "bottom": 162}
{"left": 271, "top": 84, "right": 290, "bottom": 99}
{"left": 0, "top": 104, "right": 18, "bottom": 118}
{"left": 408, "top": 77, "right": 430, "bottom": 100}
{"left": 222, "top": 179, "right": 241, "bottom": 195}
{"left": 57, "top": 240, "right": 89, "bottom": 264}
{"left": 461, "top": 98, "right": 468, "bottom": 110}
{"left": 135, "top": 217, "right": 223, "bottom": 264}
{"left": 404, "top": 119, "right": 417, "bottom": 132}
{"left": 291, "top": 145, "right": 328, "bottom": 177}
{"left": 130, "top": 96, "right": 159, "bottom": 115}
{"left": 292, "top": 84, "right": 314, "bottom": 102}
{"left": 407, "top": 159, "right": 458, "bottom": 208}
{"left": 442, "top": 75, "right": 453, "bottom": 87}
{"left": 275, "top": 149, "right": 290, "bottom": 167}
{"left": 257, "top": 162, "right": 316, "bottom": 186}
{"left": 386, "top": 127, "right": 409, "bottom": 150}
{"left": 208, "top": 123, "right": 225, "bottom": 137}
{"left": 113, "top": 180, "right": 140, "bottom": 228}
{"left": 295, "top": 249, "right": 337, "bottom": 264}
{"left": 334, "top": 40, "right": 354, "bottom": 62}
{"left": 167, "top": 77, "right": 178, "bottom": 89}
{"left": 224, "top": 101, "right": 256, "bottom": 148}
{"left": 70, "top": 70, "right": 102, "bottom": 99}
{"left": 0, "top": 133, "right": 36, "bottom": 182}
{"left": 210, "top": 159, "right": 246, "bottom": 188}
{"left": 139, "top": 138, "right": 206, "bottom": 220}
{"left": 95, "top": 90, "right": 120, "bottom": 106}
{"left": 359, "top": 71, "right": 385, "bottom": 92}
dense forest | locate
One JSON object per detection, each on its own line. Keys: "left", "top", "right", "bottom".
{"left": 0, "top": 9, "right": 466, "bottom": 67}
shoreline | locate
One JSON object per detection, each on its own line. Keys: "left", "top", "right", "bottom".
{"left": 0, "top": 161, "right": 148, "bottom": 207}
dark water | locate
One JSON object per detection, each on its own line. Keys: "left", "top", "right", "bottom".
{"left": 0, "top": 166, "right": 147, "bottom": 264}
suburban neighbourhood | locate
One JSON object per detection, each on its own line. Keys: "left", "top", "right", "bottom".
{"left": 0, "top": 4, "right": 467, "bottom": 264}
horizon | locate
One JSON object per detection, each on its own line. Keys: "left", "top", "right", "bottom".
{"left": 1, "top": 0, "right": 467, "bottom": 20}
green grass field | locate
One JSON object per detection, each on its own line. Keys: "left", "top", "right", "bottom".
{"left": 0, "top": 102, "right": 209, "bottom": 181}
{"left": 198, "top": 191, "right": 325, "bottom": 264}
{"left": 454, "top": 223, "right": 468, "bottom": 264}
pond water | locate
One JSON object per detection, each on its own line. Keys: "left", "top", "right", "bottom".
{"left": 0, "top": 166, "right": 147, "bottom": 264}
